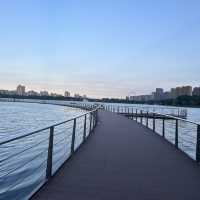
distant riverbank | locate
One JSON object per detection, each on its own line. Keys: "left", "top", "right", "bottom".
{"left": 98, "top": 96, "right": 200, "bottom": 108}
{"left": 0, "top": 94, "right": 200, "bottom": 108}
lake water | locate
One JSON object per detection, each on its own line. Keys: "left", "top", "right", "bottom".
{"left": 0, "top": 102, "right": 91, "bottom": 200}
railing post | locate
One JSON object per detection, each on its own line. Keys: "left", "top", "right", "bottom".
{"left": 175, "top": 119, "right": 179, "bottom": 148}
{"left": 146, "top": 111, "right": 149, "bottom": 127}
{"left": 136, "top": 109, "right": 138, "bottom": 122}
{"left": 96, "top": 110, "right": 98, "bottom": 126}
{"left": 83, "top": 114, "right": 87, "bottom": 141}
{"left": 162, "top": 119, "right": 165, "bottom": 138}
{"left": 140, "top": 110, "right": 143, "bottom": 124}
{"left": 46, "top": 126, "right": 54, "bottom": 180}
{"left": 131, "top": 108, "right": 134, "bottom": 120}
{"left": 89, "top": 112, "right": 92, "bottom": 133}
{"left": 93, "top": 111, "right": 95, "bottom": 127}
{"left": 153, "top": 113, "right": 155, "bottom": 132}
{"left": 71, "top": 118, "right": 76, "bottom": 154}
{"left": 94, "top": 111, "right": 96, "bottom": 127}
{"left": 196, "top": 125, "right": 200, "bottom": 162}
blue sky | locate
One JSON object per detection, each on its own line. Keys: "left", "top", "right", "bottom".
{"left": 0, "top": 0, "right": 200, "bottom": 98}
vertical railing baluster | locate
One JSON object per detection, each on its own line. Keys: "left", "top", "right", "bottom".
{"left": 153, "top": 113, "right": 155, "bottom": 132}
{"left": 131, "top": 108, "right": 133, "bottom": 120}
{"left": 140, "top": 110, "right": 143, "bottom": 124}
{"left": 89, "top": 112, "right": 92, "bottom": 133}
{"left": 96, "top": 110, "right": 98, "bottom": 126}
{"left": 162, "top": 119, "right": 165, "bottom": 138}
{"left": 146, "top": 111, "right": 149, "bottom": 127}
{"left": 46, "top": 126, "right": 54, "bottom": 180}
{"left": 175, "top": 119, "right": 179, "bottom": 148}
{"left": 95, "top": 110, "right": 98, "bottom": 126}
{"left": 83, "top": 114, "right": 87, "bottom": 141}
{"left": 71, "top": 118, "right": 76, "bottom": 154}
{"left": 196, "top": 125, "right": 200, "bottom": 162}
{"left": 92, "top": 112, "right": 94, "bottom": 130}
{"left": 136, "top": 109, "right": 138, "bottom": 122}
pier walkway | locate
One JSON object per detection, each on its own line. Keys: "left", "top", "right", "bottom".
{"left": 32, "top": 110, "right": 200, "bottom": 200}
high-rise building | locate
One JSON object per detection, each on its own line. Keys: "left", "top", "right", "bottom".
{"left": 128, "top": 94, "right": 153, "bottom": 102}
{"left": 16, "top": 85, "right": 26, "bottom": 96}
{"left": 64, "top": 91, "right": 70, "bottom": 97}
{"left": 171, "top": 86, "right": 192, "bottom": 99}
{"left": 40, "top": 91, "right": 49, "bottom": 96}
{"left": 193, "top": 87, "right": 200, "bottom": 96}
{"left": 154, "top": 88, "right": 164, "bottom": 100}
{"left": 27, "top": 90, "right": 39, "bottom": 96}
{"left": 163, "top": 91, "right": 171, "bottom": 100}
{"left": 171, "top": 88, "right": 177, "bottom": 99}
{"left": 181, "top": 86, "right": 192, "bottom": 96}
{"left": 74, "top": 94, "right": 81, "bottom": 98}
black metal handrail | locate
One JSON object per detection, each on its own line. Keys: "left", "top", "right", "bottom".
{"left": 0, "top": 108, "right": 98, "bottom": 146}
{"left": 104, "top": 104, "right": 188, "bottom": 118}
{"left": 105, "top": 105, "right": 200, "bottom": 163}
{"left": 0, "top": 105, "right": 100, "bottom": 199}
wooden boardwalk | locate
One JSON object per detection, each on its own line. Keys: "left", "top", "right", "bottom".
{"left": 32, "top": 110, "right": 200, "bottom": 200}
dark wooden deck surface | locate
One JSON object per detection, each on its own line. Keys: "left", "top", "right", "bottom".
{"left": 32, "top": 110, "right": 200, "bottom": 200}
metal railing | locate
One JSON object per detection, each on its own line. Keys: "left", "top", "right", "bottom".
{"left": 0, "top": 106, "right": 99, "bottom": 200}
{"left": 105, "top": 105, "right": 200, "bottom": 163}
{"left": 0, "top": 98, "right": 96, "bottom": 111}
{"left": 104, "top": 104, "right": 188, "bottom": 118}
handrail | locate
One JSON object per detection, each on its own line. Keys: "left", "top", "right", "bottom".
{"left": 103, "top": 104, "right": 188, "bottom": 118}
{"left": 0, "top": 106, "right": 99, "bottom": 146}
{"left": 104, "top": 105, "right": 200, "bottom": 163}
{"left": 0, "top": 103, "right": 100, "bottom": 200}
{"left": 148, "top": 111, "right": 200, "bottom": 126}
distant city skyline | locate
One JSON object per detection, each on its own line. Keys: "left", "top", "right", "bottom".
{"left": 0, "top": 1, "right": 200, "bottom": 98}
{"left": 1, "top": 84, "right": 200, "bottom": 101}
{"left": 0, "top": 82, "right": 200, "bottom": 99}
{"left": 127, "top": 85, "right": 200, "bottom": 102}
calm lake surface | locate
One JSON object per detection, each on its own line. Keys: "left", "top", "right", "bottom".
{"left": 0, "top": 102, "right": 90, "bottom": 200}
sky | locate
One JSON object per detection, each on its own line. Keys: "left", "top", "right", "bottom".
{"left": 0, "top": 0, "right": 200, "bottom": 98}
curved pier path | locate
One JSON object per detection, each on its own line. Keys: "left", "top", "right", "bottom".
{"left": 32, "top": 110, "right": 200, "bottom": 200}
